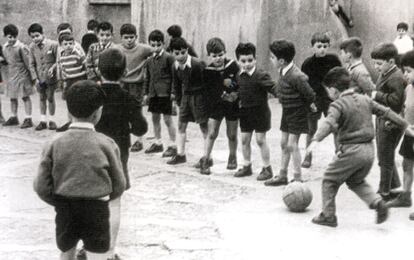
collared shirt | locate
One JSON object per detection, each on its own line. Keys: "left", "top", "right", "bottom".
{"left": 175, "top": 54, "right": 192, "bottom": 70}
{"left": 69, "top": 122, "right": 95, "bottom": 131}
{"left": 393, "top": 35, "right": 414, "bottom": 54}
{"left": 281, "top": 62, "right": 294, "bottom": 76}
{"left": 239, "top": 66, "right": 256, "bottom": 76}
{"left": 348, "top": 60, "right": 362, "bottom": 71}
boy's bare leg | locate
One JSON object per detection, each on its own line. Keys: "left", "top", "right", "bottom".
{"left": 199, "top": 122, "right": 208, "bottom": 139}
{"left": 108, "top": 197, "right": 121, "bottom": 258}
{"left": 11, "top": 98, "right": 18, "bottom": 117}
{"left": 204, "top": 119, "right": 221, "bottom": 159}
{"left": 177, "top": 121, "right": 188, "bottom": 155}
{"left": 163, "top": 115, "right": 176, "bottom": 144}
{"left": 241, "top": 132, "right": 253, "bottom": 166}
{"left": 152, "top": 113, "right": 162, "bottom": 141}
{"left": 255, "top": 132, "right": 270, "bottom": 167}
{"left": 288, "top": 134, "right": 302, "bottom": 180}
{"left": 39, "top": 94, "right": 47, "bottom": 120}
{"left": 22, "top": 96, "right": 32, "bottom": 117}
{"left": 403, "top": 158, "right": 414, "bottom": 192}
{"left": 87, "top": 251, "right": 110, "bottom": 260}
{"left": 48, "top": 94, "right": 56, "bottom": 118}
{"left": 60, "top": 247, "right": 76, "bottom": 260}
{"left": 226, "top": 120, "right": 238, "bottom": 158}
{"left": 280, "top": 132, "right": 290, "bottom": 176}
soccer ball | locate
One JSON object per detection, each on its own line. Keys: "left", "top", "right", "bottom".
{"left": 282, "top": 182, "right": 313, "bottom": 212}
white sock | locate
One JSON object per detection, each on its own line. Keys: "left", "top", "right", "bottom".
{"left": 177, "top": 133, "right": 186, "bottom": 155}
{"left": 40, "top": 115, "right": 46, "bottom": 122}
{"left": 155, "top": 139, "right": 162, "bottom": 145}
{"left": 25, "top": 114, "right": 32, "bottom": 119}
{"left": 243, "top": 159, "right": 251, "bottom": 167}
{"left": 49, "top": 115, "right": 55, "bottom": 122}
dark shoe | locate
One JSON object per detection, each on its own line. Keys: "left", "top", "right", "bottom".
{"left": 234, "top": 164, "right": 253, "bottom": 177}
{"left": 162, "top": 146, "right": 177, "bottom": 157}
{"left": 131, "top": 140, "right": 143, "bottom": 152}
{"left": 257, "top": 166, "right": 273, "bottom": 181}
{"left": 194, "top": 157, "right": 213, "bottom": 169}
{"left": 409, "top": 212, "right": 414, "bottom": 221}
{"left": 375, "top": 200, "right": 389, "bottom": 224}
{"left": 3, "top": 116, "right": 19, "bottom": 126}
{"left": 35, "top": 121, "right": 47, "bottom": 131}
{"left": 167, "top": 154, "right": 187, "bottom": 165}
{"left": 56, "top": 121, "right": 71, "bottom": 132}
{"left": 107, "top": 254, "right": 122, "bottom": 260}
{"left": 226, "top": 155, "right": 237, "bottom": 170}
{"left": 200, "top": 157, "right": 211, "bottom": 175}
{"left": 312, "top": 212, "right": 338, "bottom": 227}
{"left": 0, "top": 115, "right": 5, "bottom": 124}
{"left": 48, "top": 121, "right": 57, "bottom": 130}
{"left": 145, "top": 143, "right": 164, "bottom": 154}
{"left": 76, "top": 248, "right": 87, "bottom": 260}
{"left": 379, "top": 192, "right": 399, "bottom": 202}
{"left": 20, "top": 118, "right": 33, "bottom": 129}
{"left": 301, "top": 153, "right": 312, "bottom": 168}
{"left": 264, "top": 175, "right": 288, "bottom": 186}
{"left": 386, "top": 192, "right": 412, "bottom": 208}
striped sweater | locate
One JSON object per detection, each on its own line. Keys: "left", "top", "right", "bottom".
{"left": 59, "top": 49, "right": 86, "bottom": 80}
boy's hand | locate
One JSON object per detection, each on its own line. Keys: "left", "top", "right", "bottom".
{"left": 48, "top": 67, "right": 54, "bottom": 78}
{"left": 143, "top": 95, "right": 149, "bottom": 106}
{"left": 305, "top": 141, "right": 318, "bottom": 157}
{"left": 223, "top": 78, "right": 232, "bottom": 88}
{"left": 405, "top": 125, "right": 414, "bottom": 137}
{"left": 33, "top": 79, "right": 40, "bottom": 88}
{"left": 310, "top": 103, "right": 317, "bottom": 113}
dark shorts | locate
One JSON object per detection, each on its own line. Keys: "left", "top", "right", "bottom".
{"left": 280, "top": 106, "right": 308, "bottom": 135}
{"left": 209, "top": 100, "right": 239, "bottom": 122}
{"left": 179, "top": 94, "right": 208, "bottom": 124}
{"left": 239, "top": 104, "right": 271, "bottom": 133}
{"left": 123, "top": 82, "right": 144, "bottom": 105}
{"left": 55, "top": 197, "right": 110, "bottom": 253}
{"left": 399, "top": 135, "right": 414, "bottom": 159}
{"left": 37, "top": 82, "right": 56, "bottom": 101}
{"left": 148, "top": 96, "right": 173, "bottom": 115}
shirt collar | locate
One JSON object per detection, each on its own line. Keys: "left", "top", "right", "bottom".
{"left": 154, "top": 49, "right": 164, "bottom": 58}
{"left": 69, "top": 122, "right": 95, "bottom": 131}
{"left": 175, "top": 54, "right": 192, "bottom": 70}
{"left": 5, "top": 40, "right": 20, "bottom": 47}
{"left": 382, "top": 65, "right": 397, "bottom": 77}
{"left": 348, "top": 60, "right": 362, "bottom": 70}
{"left": 281, "top": 62, "right": 294, "bottom": 76}
{"left": 339, "top": 88, "right": 355, "bottom": 97}
{"left": 239, "top": 66, "right": 256, "bottom": 76}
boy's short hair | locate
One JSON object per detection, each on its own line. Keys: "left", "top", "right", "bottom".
{"left": 169, "top": 37, "right": 188, "bottom": 51}
{"left": 323, "top": 66, "right": 351, "bottom": 92}
{"left": 66, "top": 80, "right": 105, "bottom": 118}
{"left": 167, "top": 25, "right": 182, "bottom": 38}
{"left": 397, "top": 22, "right": 409, "bottom": 31}
{"left": 28, "top": 23, "right": 43, "bottom": 35}
{"left": 120, "top": 23, "right": 136, "bottom": 36}
{"left": 269, "top": 40, "right": 295, "bottom": 63}
{"left": 370, "top": 43, "right": 398, "bottom": 61}
{"left": 57, "top": 23, "right": 72, "bottom": 34}
{"left": 98, "top": 48, "right": 126, "bottom": 81}
{"left": 59, "top": 33, "right": 74, "bottom": 44}
{"left": 97, "top": 22, "right": 113, "bottom": 33}
{"left": 311, "top": 32, "right": 330, "bottom": 46}
{"left": 339, "top": 37, "right": 363, "bottom": 58}
{"left": 87, "top": 19, "right": 99, "bottom": 31}
{"left": 206, "top": 37, "right": 226, "bottom": 55}
{"left": 148, "top": 29, "right": 164, "bottom": 43}
{"left": 3, "top": 24, "right": 19, "bottom": 37}
{"left": 235, "top": 42, "right": 256, "bottom": 59}
{"left": 401, "top": 50, "right": 414, "bottom": 68}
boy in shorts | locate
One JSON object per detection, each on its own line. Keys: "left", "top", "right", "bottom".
{"left": 34, "top": 80, "right": 126, "bottom": 259}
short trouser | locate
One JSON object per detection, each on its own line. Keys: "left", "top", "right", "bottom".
{"left": 54, "top": 197, "right": 110, "bottom": 253}
{"left": 399, "top": 135, "right": 414, "bottom": 160}
{"left": 123, "top": 82, "right": 144, "bottom": 105}
{"left": 280, "top": 106, "right": 308, "bottom": 135}
{"left": 209, "top": 100, "right": 239, "bottom": 122}
{"left": 239, "top": 104, "right": 271, "bottom": 133}
{"left": 36, "top": 82, "right": 56, "bottom": 101}
{"left": 179, "top": 94, "right": 208, "bottom": 124}
{"left": 148, "top": 96, "right": 173, "bottom": 115}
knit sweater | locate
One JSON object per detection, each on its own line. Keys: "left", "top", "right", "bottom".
{"left": 236, "top": 68, "right": 275, "bottom": 108}
{"left": 34, "top": 125, "right": 126, "bottom": 205}
{"left": 314, "top": 90, "right": 408, "bottom": 144}
{"left": 348, "top": 61, "right": 375, "bottom": 95}
{"left": 374, "top": 65, "right": 406, "bottom": 114}
{"left": 204, "top": 59, "right": 239, "bottom": 104}
{"left": 276, "top": 64, "right": 315, "bottom": 108}
{"left": 119, "top": 43, "right": 153, "bottom": 84}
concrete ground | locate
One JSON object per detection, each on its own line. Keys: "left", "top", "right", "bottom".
{"left": 0, "top": 91, "right": 413, "bottom": 260}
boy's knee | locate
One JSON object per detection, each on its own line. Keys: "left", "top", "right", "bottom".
{"left": 227, "top": 133, "right": 237, "bottom": 142}
{"left": 402, "top": 158, "right": 414, "bottom": 172}
{"left": 256, "top": 137, "right": 266, "bottom": 147}
{"left": 22, "top": 96, "right": 30, "bottom": 102}
{"left": 208, "top": 129, "right": 219, "bottom": 140}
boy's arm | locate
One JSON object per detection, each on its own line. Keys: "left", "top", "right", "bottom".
{"left": 143, "top": 60, "right": 151, "bottom": 96}
{"left": 171, "top": 65, "right": 181, "bottom": 103}
{"left": 106, "top": 142, "right": 126, "bottom": 200}
{"left": 21, "top": 46, "right": 36, "bottom": 81}
{"left": 33, "top": 142, "right": 56, "bottom": 206}
{"left": 352, "top": 70, "right": 375, "bottom": 95}
{"left": 294, "top": 74, "right": 316, "bottom": 104}
{"left": 373, "top": 76, "right": 406, "bottom": 112}
{"left": 371, "top": 99, "right": 408, "bottom": 129}
{"left": 28, "top": 46, "right": 39, "bottom": 83}
{"left": 128, "top": 96, "right": 148, "bottom": 137}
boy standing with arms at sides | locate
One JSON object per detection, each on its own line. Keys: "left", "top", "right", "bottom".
{"left": 81, "top": 19, "right": 99, "bottom": 54}
{"left": 265, "top": 40, "right": 316, "bottom": 186}
{"left": 301, "top": 32, "right": 342, "bottom": 168}
{"left": 233, "top": 42, "right": 275, "bottom": 180}
{"left": 143, "top": 29, "right": 177, "bottom": 157}
{"left": 200, "top": 37, "right": 240, "bottom": 175}
{"left": 2, "top": 24, "right": 35, "bottom": 128}
{"left": 28, "top": 23, "right": 59, "bottom": 131}
{"left": 371, "top": 43, "right": 406, "bottom": 201}
{"left": 339, "top": 37, "right": 375, "bottom": 95}
{"left": 167, "top": 37, "right": 209, "bottom": 165}
{"left": 387, "top": 50, "right": 414, "bottom": 214}
{"left": 34, "top": 80, "right": 126, "bottom": 260}
{"left": 118, "top": 23, "right": 153, "bottom": 152}
{"left": 86, "top": 21, "right": 114, "bottom": 83}
{"left": 95, "top": 48, "right": 148, "bottom": 260}
{"left": 393, "top": 22, "right": 413, "bottom": 58}
{"left": 307, "top": 67, "right": 414, "bottom": 227}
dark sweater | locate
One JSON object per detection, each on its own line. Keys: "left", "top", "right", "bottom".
{"left": 144, "top": 51, "right": 175, "bottom": 98}
{"left": 95, "top": 83, "right": 148, "bottom": 150}
{"left": 301, "top": 54, "right": 341, "bottom": 109}
{"left": 172, "top": 57, "right": 206, "bottom": 103}
{"left": 34, "top": 126, "right": 126, "bottom": 205}
{"left": 236, "top": 68, "right": 275, "bottom": 108}
{"left": 81, "top": 32, "right": 98, "bottom": 54}
{"left": 314, "top": 90, "right": 408, "bottom": 144}
{"left": 277, "top": 64, "right": 315, "bottom": 108}
{"left": 374, "top": 66, "right": 406, "bottom": 114}
{"left": 204, "top": 59, "right": 239, "bottom": 104}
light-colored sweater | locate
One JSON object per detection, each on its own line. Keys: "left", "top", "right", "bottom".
{"left": 119, "top": 43, "right": 153, "bottom": 84}
{"left": 34, "top": 124, "right": 126, "bottom": 205}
